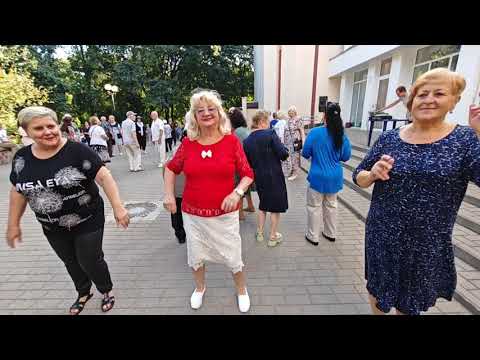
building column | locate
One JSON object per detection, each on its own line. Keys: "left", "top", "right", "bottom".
{"left": 310, "top": 45, "right": 319, "bottom": 118}
{"left": 277, "top": 45, "right": 282, "bottom": 111}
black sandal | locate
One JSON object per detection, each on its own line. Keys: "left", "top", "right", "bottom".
{"left": 70, "top": 293, "right": 93, "bottom": 315}
{"left": 101, "top": 293, "right": 115, "bottom": 312}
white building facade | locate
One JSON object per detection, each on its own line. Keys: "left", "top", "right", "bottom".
{"left": 254, "top": 45, "right": 344, "bottom": 119}
{"left": 329, "top": 45, "right": 480, "bottom": 129}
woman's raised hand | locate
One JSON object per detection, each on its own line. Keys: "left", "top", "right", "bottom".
{"left": 469, "top": 104, "right": 480, "bottom": 135}
{"left": 370, "top": 155, "right": 395, "bottom": 181}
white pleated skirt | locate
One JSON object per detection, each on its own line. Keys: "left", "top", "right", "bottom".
{"left": 182, "top": 210, "right": 244, "bottom": 274}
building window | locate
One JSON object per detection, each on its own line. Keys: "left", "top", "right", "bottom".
{"left": 380, "top": 57, "right": 392, "bottom": 77}
{"left": 412, "top": 45, "right": 461, "bottom": 82}
{"left": 376, "top": 58, "right": 392, "bottom": 111}
{"left": 350, "top": 69, "right": 368, "bottom": 128}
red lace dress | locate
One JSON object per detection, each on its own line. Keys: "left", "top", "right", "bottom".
{"left": 166, "top": 134, "right": 254, "bottom": 272}
{"left": 167, "top": 134, "right": 254, "bottom": 217}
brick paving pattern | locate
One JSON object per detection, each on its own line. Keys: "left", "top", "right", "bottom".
{"left": 0, "top": 144, "right": 471, "bottom": 315}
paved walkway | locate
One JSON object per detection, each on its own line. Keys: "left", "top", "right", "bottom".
{"left": 0, "top": 143, "right": 471, "bottom": 315}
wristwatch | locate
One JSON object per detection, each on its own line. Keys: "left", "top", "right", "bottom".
{"left": 234, "top": 188, "right": 244, "bottom": 197}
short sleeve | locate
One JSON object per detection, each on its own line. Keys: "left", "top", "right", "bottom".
{"left": 233, "top": 136, "right": 254, "bottom": 180}
{"left": 9, "top": 151, "right": 25, "bottom": 191}
{"left": 464, "top": 129, "right": 480, "bottom": 186}
{"left": 74, "top": 142, "right": 104, "bottom": 180}
{"left": 352, "top": 133, "right": 386, "bottom": 185}
{"left": 167, "top": 137, "right": 188, "bottom": 174}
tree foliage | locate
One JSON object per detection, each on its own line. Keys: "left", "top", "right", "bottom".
{"left": 0, "top": 45, "right": 254, "bottom": 132}
{"left": 0, "top": 46, "right": 49, "bottom": 134}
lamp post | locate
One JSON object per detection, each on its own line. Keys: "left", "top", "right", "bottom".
{"left": 104, "top": 84, "right": 119, "bottom": 111}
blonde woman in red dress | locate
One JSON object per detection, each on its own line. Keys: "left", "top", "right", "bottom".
{"left": 163, "top": 90, "right": 254, "bottom": 313}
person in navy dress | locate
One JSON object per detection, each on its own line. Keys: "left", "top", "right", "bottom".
{"left": 243, "top": 111, "right": 289, "bottom": 247}
{"left": 353, "top": 68, "right": 480, "bottom": 315}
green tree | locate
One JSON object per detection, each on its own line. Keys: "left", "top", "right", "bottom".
{"left": 0, "top": 46, "right": 49, "bottom": 136}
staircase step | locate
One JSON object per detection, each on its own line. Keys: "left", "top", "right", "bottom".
{"left": 340, "top": 162, "right": 480, "bottom": 270}
{"left": 300, "top": 158, "right": 480, "bottom": 314}
{"left": 344, "top": 154, "right": 480, "bottom": 212}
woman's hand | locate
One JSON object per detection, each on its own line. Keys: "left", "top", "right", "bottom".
{"left": 113, "top": 206, "right": 130, "bottom": 229}
{"left": 6, "top": 225, "right": 22, "bottom": 248}
{"left": 469, "top": 104, "right": 480, "bottom": 136}
{"left": 221, "top": 192, "right": 241, "bottom": 213}
{"left": 163, "top": 194, "right": 177, "bottom": 214}
{"left": 370, "top": 155, "right": 395, "bottom": 181}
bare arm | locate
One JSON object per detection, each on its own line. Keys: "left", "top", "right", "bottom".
{"left": 6, "top": 186, "right": 27, "bottom": 248}
{"left": 95, "top": 167, "right": 129, "bottom": 228}
{"left": 163, "top": 167, "right": 177, "bottom": 213}
{"left": 376, "top": 98, "right": 401, "bottom": 113}
{"left": 355, "top": 170, "right": 377, "bottom": 188}
{"left": 237, "top": 176, "right": 253, "bottom": 193}
{"left": 221, "top": 176, "right": 253, "bottom": 213}
{"left": 355, "top": 155, "right": 395, "bottom": 188}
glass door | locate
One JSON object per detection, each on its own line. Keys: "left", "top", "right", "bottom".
{"left": 350, "top": 69, "right": 368, "bottom": 127}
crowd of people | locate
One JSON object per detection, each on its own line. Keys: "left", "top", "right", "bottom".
{"left": 4, "top": 68, "right": 480, "bottom": 315}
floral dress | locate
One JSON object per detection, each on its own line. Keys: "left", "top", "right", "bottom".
{"left": 283, "top": 117, "right": 303, "bottom": 176}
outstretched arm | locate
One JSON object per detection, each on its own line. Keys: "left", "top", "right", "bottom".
{"left": 376, "top": 98, "right": 401, "bottom": 113}
{"left": 95, "top": 167, "right": 129, "bottom": 229}
{"left": 6, "top": 186, "right": 27, "bottom": 248}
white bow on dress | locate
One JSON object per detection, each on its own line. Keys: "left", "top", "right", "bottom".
{"left": 201, "top": 150, "right": 212, "bottom": 159}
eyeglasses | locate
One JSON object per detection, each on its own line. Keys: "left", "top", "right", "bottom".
{"left": 195, "top": 107, "right": 218, "bottom": 116}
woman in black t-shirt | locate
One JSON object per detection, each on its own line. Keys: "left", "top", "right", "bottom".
{"left": 6, "top": 106, "right": 130, "bottom": 315}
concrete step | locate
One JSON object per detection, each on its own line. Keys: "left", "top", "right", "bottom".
{"left": 340, "top": 159, "right": 480, "bottom": 271}
{"left": 344, "top": 155, "right": 480, "bottom": 222}
{"left": 350, "top": 142, "right": 480, "bottom": 206}
{"left": 300, "top": 158, "right": 480, "bottom": 314}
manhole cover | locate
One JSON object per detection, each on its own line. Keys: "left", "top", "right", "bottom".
{"left": 106, "top": 201, "right": 162, "bottom": 223}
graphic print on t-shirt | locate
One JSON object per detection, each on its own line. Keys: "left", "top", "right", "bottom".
{"left": 82, "top": 160, "right": 92, "bottom": 171}
{"left": 14, "top": 156, "right": 25, "bottom": 176}
{"left": 10, "top": 141, "right": 106, "bottom": 233}
{"left": 25, "top": 188, "right": 63, "bottom": 216}
{"left": 54, "top": 166, "right": 87, "bottom": 189}
{"left": 77, "top": 193, "right": 92, "bottom": 207}
{"left": 58, "top": 213, "right": 92, "bottom": 230}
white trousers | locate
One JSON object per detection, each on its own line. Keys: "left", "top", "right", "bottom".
{"left": 124, "top": 144, "right": 142, "bottom": 171}
{"left": 154, "top": 140, "right": 166, "bottom": 165}
{"left": 306, "top": 187, "right": 338, "bottom": 241}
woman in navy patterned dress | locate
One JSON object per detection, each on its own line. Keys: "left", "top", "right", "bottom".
{"left": 353, "top": 68, "right": 480, "bottom": 315}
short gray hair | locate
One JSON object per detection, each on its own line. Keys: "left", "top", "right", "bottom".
{"left": 17, "top": 106, "right": 58, "bottom": 130}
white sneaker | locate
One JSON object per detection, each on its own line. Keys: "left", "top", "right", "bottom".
{"left": 287, "top": 174, "right": 298, "bottom": 181}
{"left": 158, "top": 163, "right": 164, "bottom": 168}
{"left": 237, "top": 289, "right": 250, "bottom": 313}
{"left": 190, "top": 287, "right": 206, "bottom": 310}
